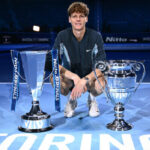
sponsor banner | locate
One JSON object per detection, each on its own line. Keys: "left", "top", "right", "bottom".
{"left": 11, "top": 50, "right": 20, "bottom": 111}
{"left": 102, "top": 33, "right": 150, "bottom": 43}
{"left": 0, "top": 32, "right": 150, "bottom": 44}
{"left": 0, "top": 32, "right": 56, "bottom": 44}
{"left": 51, "top": 49, "right": 61, "bottom": 112}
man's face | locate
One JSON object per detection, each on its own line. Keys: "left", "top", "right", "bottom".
{"left": 69, "top": 12, "right": 88, "bottom": 31}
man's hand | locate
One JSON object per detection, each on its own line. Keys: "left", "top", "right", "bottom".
{"left": 70, "top": 78, "right": 87, "bottom": 100}
{"left": 72, "top": 74, "right": 81, "bottom": 85}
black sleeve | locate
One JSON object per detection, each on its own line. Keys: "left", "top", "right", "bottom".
{"left": 45, "top": 33, "right": 61, "bottom": 72}
{"left": 95, "top": 32, "right": 106, "bottom": 61}
{"left": 53, "top": 32, "right": 61, "bottom": 50}
{"left": 45, "top": 51, "right": 52, "bottom": 72}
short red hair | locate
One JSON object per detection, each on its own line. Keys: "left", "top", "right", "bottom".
{"left": 68, "top": 2, "right": 89, "bottom": 17}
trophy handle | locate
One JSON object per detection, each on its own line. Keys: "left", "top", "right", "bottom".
{"left": 94, "top": 61, "right": 111, "bottom": 102}
{"left": 43, "top": 71, "right": 52, "bottom": 81}
{"left": 10, "top": 50, "right": 26, "bottom": 81}
{"left": 132, "top": 61, "right": 146, "bottom": 93}
{"left": 126, "top": 61, "right": 146, "bottom": 103}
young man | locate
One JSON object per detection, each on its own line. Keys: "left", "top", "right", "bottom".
{"left": 46, "top": 2, "right": 106, "bottom": 117}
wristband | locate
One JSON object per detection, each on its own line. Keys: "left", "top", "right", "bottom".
{"left": 84, "top": 77, "right": 89, "bottom": 87}
{"left": 84, "top": 77, "right": 89, "bottom": 81}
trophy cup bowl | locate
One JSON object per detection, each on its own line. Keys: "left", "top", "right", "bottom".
{"left": 94, "top": 60, "right": 145, "bottom": 131}
{"left": 18, "top": 50, "right": 53, "bottom": 132}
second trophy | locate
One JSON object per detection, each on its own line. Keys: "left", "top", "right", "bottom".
{"left": 94, "top": 60, "right": 145, "bottom": 131}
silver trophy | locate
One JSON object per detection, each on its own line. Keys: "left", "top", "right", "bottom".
{"left": 94, "top": 60, "right": 145, "bottom": 131}
{"left": 18, "top": 50, "right": 53, "bottom": 132}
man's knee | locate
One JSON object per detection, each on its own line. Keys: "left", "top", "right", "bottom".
{"left": 50, "top": 72, "right": 74, "bottom": 96}
{"left": 87, "top": 76, "right": 106, "bottom": 97}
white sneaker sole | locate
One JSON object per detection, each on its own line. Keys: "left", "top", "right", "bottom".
{"left": 89, "top": 111, "right": 100, "bottom": 117}
{"left": 64, "top": 111, "right": 74, "bottom": 118}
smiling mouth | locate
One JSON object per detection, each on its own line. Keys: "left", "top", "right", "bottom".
{"left": 75, "top": 23, "right": 82, "bottom": 25}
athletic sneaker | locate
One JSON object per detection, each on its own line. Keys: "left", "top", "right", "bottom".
{"left": 64, "top": 100, "right": 77, "bottom": 118}
{"left": 87, "top": 94, "right": 100, "bottom": 117}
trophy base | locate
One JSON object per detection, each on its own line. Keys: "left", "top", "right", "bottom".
{"left": 18, "top": 126, "right": 53, "bottom": 133}
{"left": 18, "top": 113, "right": 53, "bottom": 133}
{"left": 107, "top": 119, "right": 132, "bottom": 131}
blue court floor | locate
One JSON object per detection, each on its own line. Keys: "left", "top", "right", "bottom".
{"left": 0, "top": 83, "right": 150, "bottom": 150}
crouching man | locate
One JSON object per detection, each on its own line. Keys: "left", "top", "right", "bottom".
{"left": 46, "top": 2, "right": 106, "bottom": 117}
